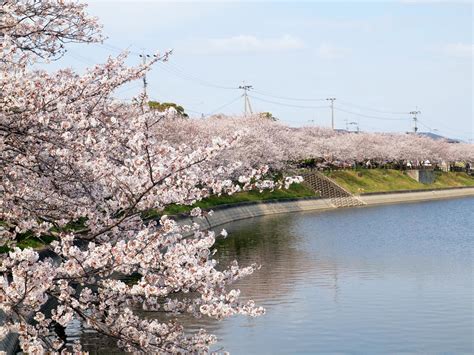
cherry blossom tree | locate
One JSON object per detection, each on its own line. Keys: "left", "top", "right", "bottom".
{"left": 150, "top": 115, "right": 307, "bottom": 174}
{"left": 1, "top": 1, "right": 472, "bottom": 353}
{"left": 0, "top": 1, "right": 277, "bottom": 353}
{"left": 150, "top": 115, "right": 473, "bottom": 171}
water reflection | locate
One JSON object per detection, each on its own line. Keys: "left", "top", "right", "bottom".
{"left": 75, "top": 198, "right": 473, "bottom": 354}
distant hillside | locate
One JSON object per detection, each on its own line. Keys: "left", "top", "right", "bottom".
{"left": 417, "top": 132, "right": 461, "bottom": 143}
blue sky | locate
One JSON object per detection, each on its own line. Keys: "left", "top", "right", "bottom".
{"left": 48, "top": 1, "right": 473, "bottom": 140}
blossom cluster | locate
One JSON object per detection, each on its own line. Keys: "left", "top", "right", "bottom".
{"left": 0, "top": 1, "right": 271, "bottom": 353}
{"left": 151, "top": 115, "right": 473, "bottom": 170}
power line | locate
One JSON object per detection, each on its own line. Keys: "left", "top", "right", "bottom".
{"left": 334, "top": 106, "right": 409, "bottom": 121}
{"left": 417, "top": 119, "right": 472, "bottom": 141}
{"left": 337, "top": 99, "right": 409, "bottom": 115}
{"left": 184, "top": 108, "right": 205, "bottom": 115}
{"left": 157, "top": 62, "right": 238, "bottom": 90}
{"left": 81, "top": 43, "right": 473, "bottom": 138}
{"left": 99, "top": 42, "right": 141, "bottom": 56}
{"left": 114, "top": 83, "right": 143, "bottom": 95}
{"left": 417, "top": 119, "right": 433, "bottom": 131}
{"left": 418, "top": 118, "right": 473, "bottom": 138}
{"left": 251, "top": 89, "right": 326, "bottom": 102}
{"left": 97, "top": 43, "right": 238, "bottom": 90}
{"left": 161, "top": 62, "right": 238, "bottom": 90}
{"left": 207, "top": 94, "right": 244, "bottom": 116}
{"left": 67, "top": 49, "right": 97, "bottom": 65}
{"left": 248, "top": 95, "right": 329, "bottom": 109}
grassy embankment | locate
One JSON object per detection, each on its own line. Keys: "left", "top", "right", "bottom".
{"left": 0, "top": 219, "right": 84, "bottom": 253}
{"left": 146, "top": 183, "right": 318, "bottom": 218}
{"left": 325, "top": 169, "right": 474, "bottom": 195}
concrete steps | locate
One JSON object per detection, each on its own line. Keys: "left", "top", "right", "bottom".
{"left": 302, "top": 172, "right": 366, "bottom": 208}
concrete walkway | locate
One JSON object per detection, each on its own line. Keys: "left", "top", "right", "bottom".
{"left": 182, "top": 187, "right": 474, "bottom": 231}
{"left": 359, "top": 188, "right": 474, "bottom": 206}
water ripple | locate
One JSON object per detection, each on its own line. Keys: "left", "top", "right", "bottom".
{"left": 73, "top": 197, "right": 474, "bottom": 354}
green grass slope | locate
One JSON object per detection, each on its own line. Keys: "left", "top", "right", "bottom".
{"left": 146, "top": 183, "right": 318, "bottom": 218}
{"left": 325, "top": 169, "right": 474, "bottom": 194}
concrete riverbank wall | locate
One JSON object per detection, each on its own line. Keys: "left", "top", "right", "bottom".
{"left": 181, "top": 187, "right": 474, "bottom": 231}
{"left": 359, "top": 187, "right": 474, "bottom": 206}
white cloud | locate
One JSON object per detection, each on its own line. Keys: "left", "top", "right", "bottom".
{"left": 440, "top": 43, "right": 473, "bottom": 58}
{"left": 184, "top": 35, "right": 305, "bottom": 55}
{"left": 317, "top": 43, "right": 351, "bottom": 59}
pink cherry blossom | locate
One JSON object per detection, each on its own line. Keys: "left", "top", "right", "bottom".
{"left": 1, "top": 1, "right": 472, "bottom": 354}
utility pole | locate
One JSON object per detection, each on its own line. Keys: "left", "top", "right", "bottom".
{"left": 239, "top": 83, "right": 253, "bottom": 116}
{"left": 410, "top": 109, "right": 421, "bottom": 134}
{"left": 139, "top": 52, "right": 152, "bottom": 98}
{"left": 326, "top": 97, "right": 336, "bottom": 129}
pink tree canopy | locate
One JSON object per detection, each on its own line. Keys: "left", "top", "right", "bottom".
{"left": 0, "top": 1, "right": 275, "bottom": 353}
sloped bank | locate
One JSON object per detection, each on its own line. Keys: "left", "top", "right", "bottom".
{"left": 179, "top": 187, "right": 474, "bottom": 231}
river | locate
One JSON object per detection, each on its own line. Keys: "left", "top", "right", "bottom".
{"left": 70, "top": 197, "right": 474, "bottom": 354}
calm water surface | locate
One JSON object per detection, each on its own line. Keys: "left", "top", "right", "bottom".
{"left": 73, "top": 198, "right": 474, "bottom": 354}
